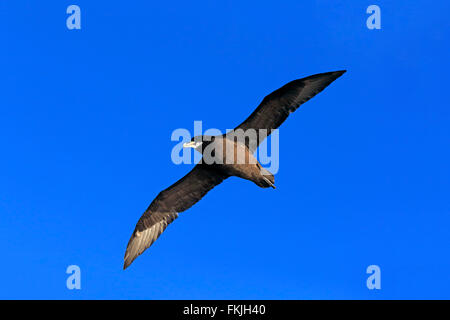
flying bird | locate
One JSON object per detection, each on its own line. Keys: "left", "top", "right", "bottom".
{"left": 123, "top": 70, "right": 346, "bottom": 269}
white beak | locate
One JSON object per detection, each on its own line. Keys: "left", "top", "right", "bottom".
{"left": 183, "top": 141, "right": 202, "bottom": 148}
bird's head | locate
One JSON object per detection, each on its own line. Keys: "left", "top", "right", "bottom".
{"left": 183, "top": 136, "right": 203, "bottom": 151}
{"left": 183, "top": 136, "right": 215, "bottom": 153}
{"left": 183, "top": 135, "right": 215, "bottom": 152}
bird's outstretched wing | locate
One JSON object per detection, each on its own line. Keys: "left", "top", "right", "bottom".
{"left": 124, "top": 164, "right": 228, "bottom": 269}
{"left": 235, "top": 70, "right": 346, "bottom": 151}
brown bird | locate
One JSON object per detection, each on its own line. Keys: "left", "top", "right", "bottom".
{"left": 123, "top": 70, "right": 346, "bottom": 269}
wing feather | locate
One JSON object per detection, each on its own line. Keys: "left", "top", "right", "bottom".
{"left": 235, "top": 70, "right": 346, "bottom": 151}
{"left": 124, "top": 164, "right": 227, "bottom": 269}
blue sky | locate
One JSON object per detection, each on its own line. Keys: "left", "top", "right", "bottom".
{"left": 0, "top": 1, "right": 448, "bottom": 299}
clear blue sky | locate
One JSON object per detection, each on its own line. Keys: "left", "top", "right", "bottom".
{"left": 0, "top": 1, "right": 448, "bottom": 299}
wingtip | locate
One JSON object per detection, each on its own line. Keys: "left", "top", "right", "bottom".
{"left": 123, "top": 260, "right": 131, "bottom": 270}
{"left": 123, "top": 250, "right": 132, "bottom": 270}
{"left": 306, "top": 70, "right": 347, "bottom": 82}
{"left": 332, "top": 70, "right": 347, "bottom": 76}
{"left": 324, "top": 70, "right": 346, "bottom": 82}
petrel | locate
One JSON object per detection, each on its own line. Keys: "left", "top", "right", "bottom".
{"left": 123, "top": 70, "right": 346, "bottom": 269}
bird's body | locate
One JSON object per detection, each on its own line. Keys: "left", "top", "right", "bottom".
{"left": 199, "top": 135, "right": 275, "bottom": 188}
{"left": 123, "top": 70, "right": 346, "bottom": 269}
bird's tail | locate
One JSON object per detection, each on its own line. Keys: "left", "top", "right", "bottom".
{"left": 260, "top": 167, "right": 276, "bottom": 189}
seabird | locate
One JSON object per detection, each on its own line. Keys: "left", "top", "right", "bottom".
{"left": 123, "top": 70, "right": 346, "bottom": 269}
